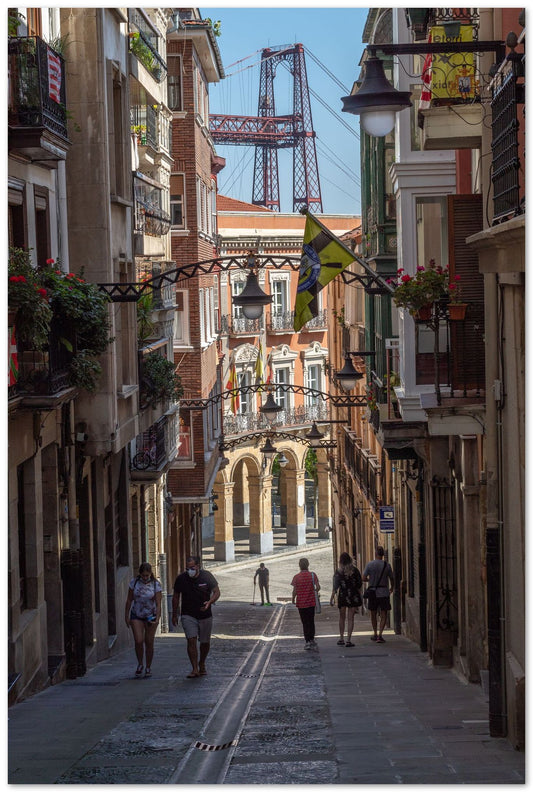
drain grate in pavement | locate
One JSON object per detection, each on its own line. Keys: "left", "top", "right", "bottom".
{"left": 344, "top": 654, "right": 389, "bottom": 658}
{"left": 238, "top": 673, "right": 258, "bottom": 678}
{"left": 194, "top": 740, "right": 238, "bottom": 752}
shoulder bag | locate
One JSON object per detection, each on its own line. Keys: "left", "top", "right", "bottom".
{"left": 363, "top": 561, "right": 387, "bottom": 608}
{"left": 311, "top": 572, "right": 321, "bottom": 614}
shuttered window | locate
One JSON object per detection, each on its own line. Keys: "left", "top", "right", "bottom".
{"left": 448, "top": 194, "right": 484, "bottom": 394}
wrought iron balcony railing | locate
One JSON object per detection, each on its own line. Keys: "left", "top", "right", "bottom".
{"left": 223, "top": 402, "right": 330, "bottom": 436}
{"left": 128, "top": 9, "right": 167, "bottom": 83}
{"left": 8, "top": 36, "right": 69, "bottom": 143}
{"left": 219, "top": 314, "right": 263, "bottom": 336}
{"left": 9, "top": 318, "right": 74, "bottom": 400}
{"left": 303, "top": 309, "right": 328, "bottom": 330}
{"left": 268, "top": 310, "right": 294, "bottom": 332}
{"left": 131, "top": 417, "right": 167, "bottom": 471}
{"left": 491, "top": 43, "right": 525, "bottom": 223}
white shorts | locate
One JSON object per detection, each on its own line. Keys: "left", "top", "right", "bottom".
{"left": 180, "top": 614, "right": 213, "bottom": 643}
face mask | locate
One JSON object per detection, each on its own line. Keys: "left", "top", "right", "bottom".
{"left": 187, "top": 568, "right": 197, "bottom": 577}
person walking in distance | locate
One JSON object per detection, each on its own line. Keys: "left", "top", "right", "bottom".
{"left": 171, "top": 556, "right": 220, "bottom": 678}
{"left": 125, "top": 562, "right": 162, "bottom": 678}
{"left": 362, "top": 546, "right": 394, "bottom": 643}
{"left": 291, "top": 557, "right": 320, "bottom": 649}
{"left": 254, "top": 562, "right": 271, "bottom": 605}
{"left": 330, "top": 552, "right": 363, "bottom": 647}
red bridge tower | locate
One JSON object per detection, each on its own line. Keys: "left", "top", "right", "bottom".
{"left": 209, "top": 44, "right": 323, "bottom": 213}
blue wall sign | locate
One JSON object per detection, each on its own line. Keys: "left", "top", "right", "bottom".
{"left": 379, "top": 506, "right": 395, "bottom": 533}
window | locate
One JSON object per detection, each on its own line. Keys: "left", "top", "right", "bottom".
{"left": 275, "top": 367, "right": 291, "bottom": 411}
{"left": 204, "top": 289, "right": 211, "bottom": 342}
{"left": 167, "top": 55, "right": 182, "bottom": 111}
{"left": 193, "top": 58, "right": 208, "bottom": 125}
{"left": 232, "top": 279, "right": 245, "bottom": 319}
{"left": 416, "top": 196, "right": 448, "bottom": 269}
{"left": 109, "top": 66, "right": 127, "bottom": 200}
{"left": 271, "top": 279, "right": 288, "bottom": 316}
{"left": 211, "top": 180, "right": 217, "bottom": 237}
{"left": 238, "top": 370, "right": 251, "bottom": 414}
{"left": 174, "top": 290, "right": 190, "bottom": 346}
{"left": 170, "top": 174, "right": 185, "bottom": 228}
{"left": 199, "top": 288, "right": 205, "bottom": 345}
{"left": 306, "top": 364, "right": 322, "bottom": 406}
{"left": 8, "top": 183, "right": 25, "bottom": 249}
{"left": 34, "top": 188, "right": 50, "bottom": 266}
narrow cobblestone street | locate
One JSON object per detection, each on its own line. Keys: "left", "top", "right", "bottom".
{"left": 8, "top": 544, "right": 524, "bottom": 784}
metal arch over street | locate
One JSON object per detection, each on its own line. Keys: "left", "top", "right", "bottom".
{"left": 218, "top": 429, "right": 336, "bottom": 453}
{"left": 97, "top": 254, "right": 395, "bottom": 302}
{"left": 179, "top": 382, "right": 367, "bottom": 410}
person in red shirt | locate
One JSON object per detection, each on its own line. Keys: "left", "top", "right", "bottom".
{"left": 291, "top": 557, "right": 320, "bottom": 649}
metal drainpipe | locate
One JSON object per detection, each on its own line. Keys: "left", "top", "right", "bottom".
{"left": 416, "top": 465, "right": 427, "bottom": 653}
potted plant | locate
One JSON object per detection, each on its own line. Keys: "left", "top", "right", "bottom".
{"left": 391, "top": 260, "right": 450, "bottom": 319}
{"left": 140, "top": 352, "right": 183, "bottom": 408}
{"left": 8, "top": 247, "right": 53, "bottom": 349}
{"left": 39, "top": 260, "right": 113, "bottom": 392}
{"left": 447, "top": 275, "right": 467, "bottom": 320}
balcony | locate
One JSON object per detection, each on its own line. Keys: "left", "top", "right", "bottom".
{"left": 9, "top": 318, "right": 74, "bottom": 404}
{"left": 128, "top": 9, "right": 167, "bottom": 84}
{"left": 491, "top": 46, "right": 525, "bottom": 224}
{"left": 223, "top": 402, "right": 330, "bottom": 437}
{"left": 131, "top": 412, "right": 178, "bottom": 478}
{"left": 8, "top": 36, "right": 70, "bottom": 162}
{"left": 302, "top": 309, "right": 328, "bottom": 331}
{"left": 220, "top": 314, "right": 263, "bottom": 336}
{"left": 134, "top": 176, "right": 171, "bottom": 237}
{"left": 131, "top": 105, "right": 171, "bottom": 157}
{"left": 268, "top": 310, "right": 294, "bottom": 333}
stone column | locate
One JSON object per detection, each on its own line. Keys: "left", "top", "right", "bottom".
{"left": 285, "top": 468, "right": 307, "bottom": 546}
{"left": 214, "top": 482, "right": 235, "bottom": 562}
{"left": 316, "top": 460, "right": 332, "bottom": 539}
{"left": 248, "top": 472, "right": 274, "bottom": 555}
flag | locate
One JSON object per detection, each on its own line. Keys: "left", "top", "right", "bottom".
{"left": 225, "top": 361, "right": 240, "bottom": 415}
{"left": 47, "top": 47, "right": 62, "bottom": 104}
{"left": 254, "top": 340, "right": 264, "bottom": 390}
{"left": 265, "top": 352, "right": 273, "bottom": 385}
{"left": 294, "top": 211, "right": 356, "bottom": 332}
{"left": 9, "top": 325, "right": 18, "bottom": 387}
{"left": 419, "top": 32, "right": 432, "bottom": 110}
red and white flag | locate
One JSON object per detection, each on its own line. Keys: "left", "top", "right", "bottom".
{"left": 419, "top": 33, "right": 432, "bottom": 110}
{"left": 48, "top": 47, "right": 62, "bottom": 104}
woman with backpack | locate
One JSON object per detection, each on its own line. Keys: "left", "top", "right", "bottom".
{"left": 125, "top": 562, "right": 162, "bottom": 678}
{"left": 330, "top": 552, "right": 363, "bottom": 647}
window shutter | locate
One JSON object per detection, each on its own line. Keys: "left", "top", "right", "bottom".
{"left": 447, "top": 194, "right": 484, "bottom": 394}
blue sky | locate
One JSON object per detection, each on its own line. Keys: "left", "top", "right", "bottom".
{"left": 201, "top": 6, "right": 369, "bottom": 215}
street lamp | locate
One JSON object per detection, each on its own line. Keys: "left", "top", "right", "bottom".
{"left": 341, "top": 40, "right": 506, "bottom": 138}
{"left": 259, "top": 388, "right": 283, "bottom": 421}
{"left": 229, "top": 251, "right": 272, "bottom": 319}
{"left": 260, "top": 435, "right": 278, "bottom": 460}
{"left": 305, "top": 422, "right": 325, "bottom": 448}
{"left": 277, "top": 452, "right": 289, "bottom": 468}
{"left": 335, "top": 354, "right": 364, "bottom": 392}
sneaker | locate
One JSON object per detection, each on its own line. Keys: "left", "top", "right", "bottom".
{"left": 304, "top": 642, "right": 311, "bottom": 650}
{"left": 376, "top": 636, "right": 386, "bottom": 643}
{"left": 345, "top": 641, "right": 354, "bottom": 647}
{"left": 144, "top": 667, "right": 152, "bottom": 677}
{"left": 311, "top": 639, "right": 317, "bottom": 647}
{"left": 135, "top": 664, "right": 143, "bottom": 677}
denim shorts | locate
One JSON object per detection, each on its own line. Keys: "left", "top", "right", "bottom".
{"left": 180, "top": 614, "right": 213, "bottom": 642}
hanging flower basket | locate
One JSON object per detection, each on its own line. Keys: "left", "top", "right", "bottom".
{"left": 448, "top": 302, "right": 468, "bottom": 321}
{"left": 414, "top": 304, "right": 433, "bottom": 322}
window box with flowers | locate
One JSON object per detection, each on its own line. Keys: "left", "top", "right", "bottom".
{"left": 390, "top": 260, "right": 464, "bottom": 321}
{"left": 447, "top": 277, "right": 467, "bottom": 321}
{"left": 8, "top": 248, "right": 113, "bottom": 393}
{"left": 390, "top": 260, "right": 450, "bottom": 319}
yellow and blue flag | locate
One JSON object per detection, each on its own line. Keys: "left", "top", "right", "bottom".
{"left": 293, "top": 211, "right": 356, "bottom": 332}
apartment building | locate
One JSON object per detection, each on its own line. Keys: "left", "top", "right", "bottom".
{"left": 213, "top": 199, "right": 361, "bottom": 561}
